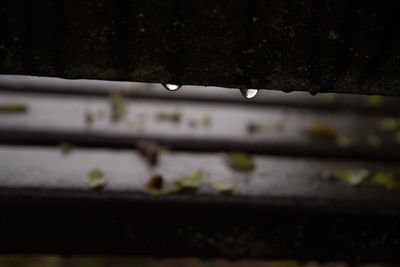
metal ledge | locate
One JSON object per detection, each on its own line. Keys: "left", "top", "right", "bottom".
{"left": 1, "top": 1, "right": 400, "bottom": 95}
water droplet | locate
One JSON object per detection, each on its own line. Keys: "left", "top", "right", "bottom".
{"left": 240, "top": 88, "right": 258, "bottom": 99}
{"left": 309, "top": 91, "right": 318, "bottom": 96}
{"left": 283, "top": 88, "right": 293, "bottom": 93}
{"left": 162, "top": 84, "right": 182, "bottom": 91}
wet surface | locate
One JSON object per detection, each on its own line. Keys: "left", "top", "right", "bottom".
{"left": 0, "top": 78, "right": 400, "bottom": 260}
{"left": 1, "top": 91, "right": 400, "bottom": 160}
{"left": 1, "top": 145, "right": 400, "bottom": 215}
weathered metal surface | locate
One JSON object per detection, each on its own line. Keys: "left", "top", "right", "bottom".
{"left": 1, "top": 1, "right": 400, "bottom": 95}
{"left": 1, "top": 81, "right": 400, "bottom": 261}
{"left": 0, "top": 146, "right": 400, "bottom": 261}
{"left": 1, "top": 91, "right": 400, "bottom": 160}
{"left": 1, "top": 145, "right": 400, "bottom": 206}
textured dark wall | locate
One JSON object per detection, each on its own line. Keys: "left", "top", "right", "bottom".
{"left": 0, "top": 0, "right": 400, "bottom": 95}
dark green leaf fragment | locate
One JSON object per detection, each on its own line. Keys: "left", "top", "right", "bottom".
{"left": 0, "top": 102, "right": 27, "bottom": 113}
{"left": 109, "top": 92, "right": 126, "bottom": 121}
{"left": 225, "top": 152, "right": 255, "bottom": 171}
{"left": 60, "top": 142, "right": 74, "bottom": 155}
{"left": 247, "top": 121, "right": 283, "bottom": 133}
{"left": 84, "top": 108, "right": 94, "bottom": 125}
{"left": 156, "top": 110, "right": 181, "bottom": 123}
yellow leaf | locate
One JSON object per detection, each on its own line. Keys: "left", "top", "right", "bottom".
{"left": 156, "top": 110, "right": 181, "bottom": 123}
{"left": 370, "top": 172, "right": 399, "bottom": 190}
{"left": 328, "top": 169, "right": 369, "bottom": 185}
{"left": 306, "top": 122, "right": 338, "bottom": 142}
{"left": 0, "top": 101, "right": 27, "bottom": 113}
{"left": 86, "top": 168, "right": 107, "bottom": 189}
{"left": 366, "top": 134, "right": 382, "bottom": 147}
{"left": 366, "top": 95, "right": 384, "bottom": 107}
{"left": 380, "top": 117, "right": 399, "bottom": 132}
{"left": 174, "top": 169, "right": 203, "bottom": 189}
{"left": 109, "top": 92, "right": 126, "bottom": 121}
{"left": 336, "top": 134, "right": 356, "bottom": 147}
{"left": 209, "top": 181, "right": 235, "bottom": 194}
{"left": 247, "top": 121, "right": 283, "bottom": 133}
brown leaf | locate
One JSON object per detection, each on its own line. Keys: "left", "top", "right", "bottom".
{"left": 136, "top": 141, "right": 158, "bottom": 166}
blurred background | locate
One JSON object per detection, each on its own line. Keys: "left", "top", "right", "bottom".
{"left": 0, "top": 256, "right": 398, "bottom": 267}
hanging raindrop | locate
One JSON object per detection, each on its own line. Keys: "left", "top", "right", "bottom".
{"left": 240, "top": 88, "right": 259, "bottom": 99}
{"left": 162, "top": 84, "right": 182, "bottom": 91}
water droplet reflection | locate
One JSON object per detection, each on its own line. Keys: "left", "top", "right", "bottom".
{"left": 240, "top": 88, "right": 259, "bottom": 99}
{"left": 162, "top": 84, "right": 182, "bottom": 91}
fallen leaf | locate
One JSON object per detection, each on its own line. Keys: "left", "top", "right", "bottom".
{"left": 136, "top": 141, "right": 158, "bottom": 165}
{"left": 305, "top": 122, "right": 338, "bottom": 142}
{"left": 328, "top": 169, "right": 369, "bottom": 185}
{"left": 247, "top": 121, "right": 283, "bottom": 133}
{"left": 155, "top": 145, "right": 169, "bottom": 153}
{"left": 209, "top": 181, "right": 235, "bottom": 194}
{"left": 322, "top": 93, "right": 339, "bottom": 101}
{"left": 146, "top": 173, "right": 163, "bottom": 189}
{"left": 0, "top": 102, "right": 27, "bottom": 113}
{"left": 370, "top": 172, "right": 400, "bottom": 190}
{"left": 306, "top": 122, "right": 355, "bottom": 147}
{"left": 174, "top": 169, "right": 203, "bottom": 190}
{"left": 201, "top": 114, "right": 212, "bottom": 127}
{"left": 59, "top": 142, "right": 74, "bottom": 155}
{"left": 336, "top": 134, "right": 356, "bottom": 147}
{"left": 86, "top": 168, "right": 107, "bottom": 189}
{"left": 366, "top": 134, "right": 382, "bottom": 147}
{"left": 225, "top": 152, "right": 255, "bottom": 171}
{"left": 156, "top": 110, "right": 181, "bottom": 123}
{"left": 379, "top": 117, "right": 399, "bottom": 132}
{"left": 187, "top": 114, "right": 212, "bottom": 128}
{"left": 145, "top": 185, "right": 181, "bottom": 195}
{"left": 145, "top": 173, "right": 170, "bottom": 195}
{"left": 366, "top": 95, "right": 384, "bottom": 107}
{"left": 395, "top": 131, "right": 400, "bottom": 143}
{"left": 84, "top": 108, "right": 94, "bottom": 125}
{"left": 109, "top": 92, "right": 126, "bottom": 121}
